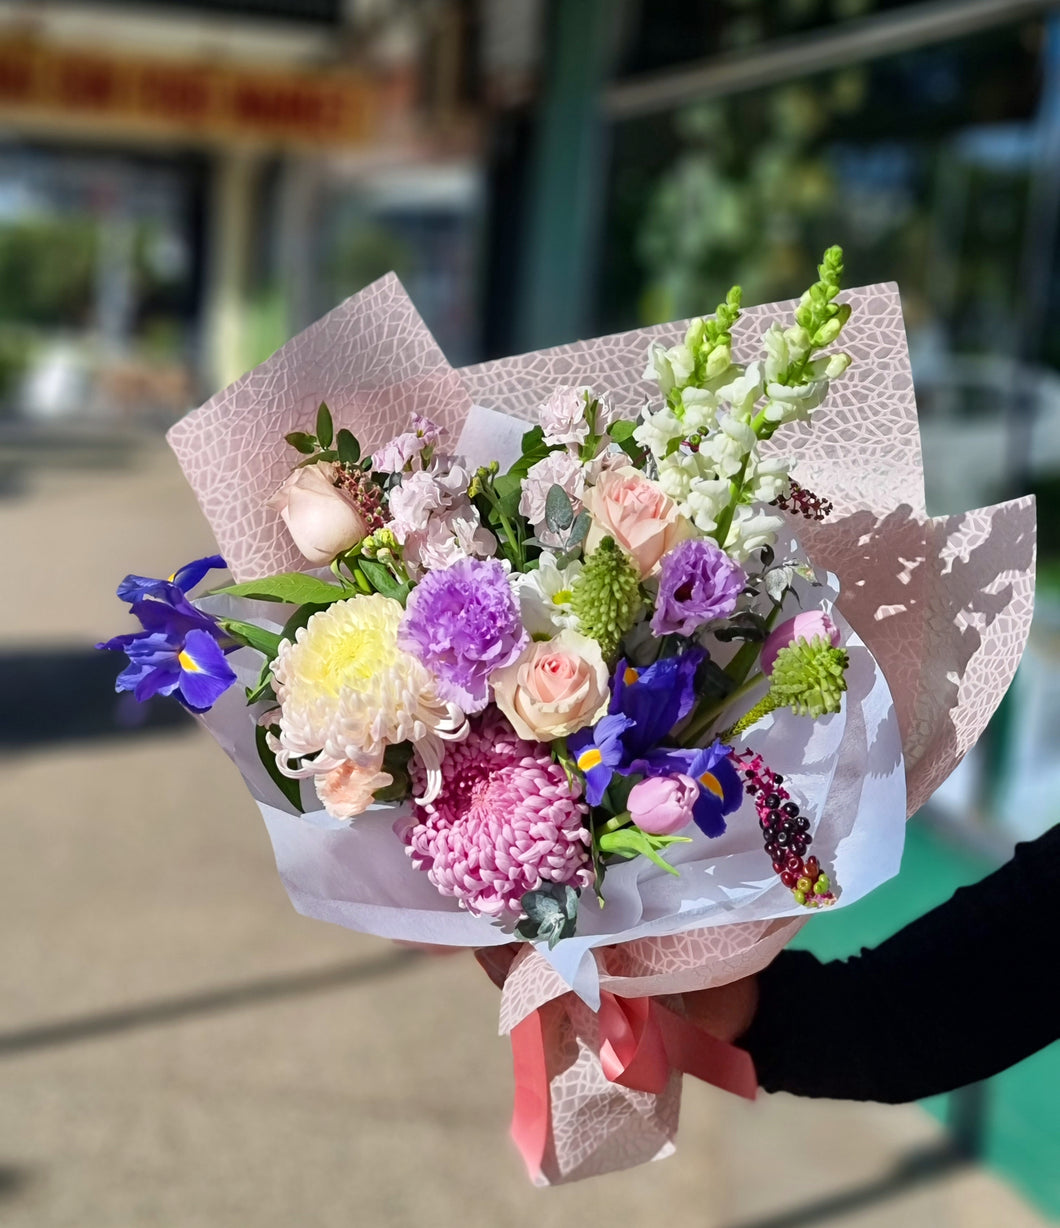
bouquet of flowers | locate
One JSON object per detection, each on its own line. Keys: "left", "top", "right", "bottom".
{"left": 100, "top": 249, "right": 1035, "bottom": 1184}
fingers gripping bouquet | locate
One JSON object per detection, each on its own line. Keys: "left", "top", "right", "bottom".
{"left": 101, "top": 249, "right": 1035, "bottom": 1184}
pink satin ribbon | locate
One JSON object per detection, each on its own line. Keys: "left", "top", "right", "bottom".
{"left": 510, "top": 991, "right": 758, "bottom": 1181}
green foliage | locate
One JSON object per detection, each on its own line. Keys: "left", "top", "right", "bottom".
{"left": 597, "top": 825, "right": 691, "bottom": 876}
{"left": 515, "top": 883, "right": 580, "bottom": 948}
{"left": 217, "top": 618, "right": 282, "bottom": 659}
{"left": 255, "top": 723, "right": 304, "bottom": 813}
{"left": 214, "top": 574, "right": 347, "bottom": 606}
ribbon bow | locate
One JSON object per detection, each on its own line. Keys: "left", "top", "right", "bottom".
{"left": 510, "top": 990, "right": 757, "bottom": 1182}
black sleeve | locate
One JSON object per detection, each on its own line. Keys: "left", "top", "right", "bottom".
{"left": 740, "top": 824, "right": 1060, "bottom": 1102}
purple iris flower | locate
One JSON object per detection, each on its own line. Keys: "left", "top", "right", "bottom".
{"left": 623, "top": 739, "right": 743, "bottom": 838}
{"left": 567, "top": 714, "right": 633, "bottom": 806}
{"left": 117, "top": 554, "right": 226, "bottom": 605}
{"left": 99, "top": 559, "right": 236, "bottom": 712}
{"left": 608, "top": 648, "right": 705, "bottom": 759}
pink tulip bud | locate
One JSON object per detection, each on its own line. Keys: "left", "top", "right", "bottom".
{"left": 628, "top": 774, "right": 699, "bottom": 836}
{"left": 760, "top": 610, "right": 840, "bottom": 675}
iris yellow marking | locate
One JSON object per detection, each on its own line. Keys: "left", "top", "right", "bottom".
{"left": 167, "top": 571, "right": 178, "bottom": 582}
{"left": 177, "top": 649, "right": 202, "bottom": 673}
{"left": 623, "top": 666, "right": 639, "bottom": 686}
{"left": 699, "top": 772, "right": 724, "bottom": 799}
{"left": 577, "top": 748, "right": 603, "bottom": 771}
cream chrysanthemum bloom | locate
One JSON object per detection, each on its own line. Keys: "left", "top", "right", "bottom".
{"left": 269, "top": 594, "right": 466, "bottom": 806}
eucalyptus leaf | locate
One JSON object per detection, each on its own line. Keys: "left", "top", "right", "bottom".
{"left": 566, "top": 510, "right": 591, "bottom": 548}
{"left": 214, "top": 574, "right": 347, "bottom": 606}
{"left": 515, "top": 883, "right": 579, "bottom": 948}
{"left": 316, "top": 402, "right": 333, "bottom": 449}
{"left": 545, "top": 484, "right": 574, "bottom": 533}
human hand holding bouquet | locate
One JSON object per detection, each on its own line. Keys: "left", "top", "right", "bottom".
{"left": 100, "top": 248, "right": 1035, "bottom": 1183}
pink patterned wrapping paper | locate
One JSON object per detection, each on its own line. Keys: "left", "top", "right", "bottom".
{"left": 167, "top": 276, "right": 1035, "bottom": 1186}
{"left": 168, "top": 274, "right": 472, "bottom": 583}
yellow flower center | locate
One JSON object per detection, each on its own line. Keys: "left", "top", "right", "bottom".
{"left": 699, "top": 771, "right": 724, "bottom": 799}
{"left": 551, "top": 589, "right": 573, "bottom": 606}
{"left": 177, "top": 649, "right": 201, "bottom": 673}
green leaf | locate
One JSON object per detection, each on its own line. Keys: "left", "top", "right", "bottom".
{"left": 357, "top": 558, "right": 410, "bottom": 604}
{"left": 608, "top": 419, "right": 637, "bottom": 442}
{"left": 245, "top": 672, "right": 275, "bottom": 705}
{"left": 217, "top": 618, "right": 283, "bottom": 660}
{"left": 545, "top": 483, "right": 574, "bottom": 533}
{"left": 492, "top": 471, "right": 523, "bottom": 518}
{"left": 255, "top": 723, "right": 304, "bottom": 812}
{"left": 285, "top": 431, "right": 316, "bottom": 455}
{"left": 507, "top": 424, "right": 556, "bottom": 480}
{"left": 598, "top": 828, "right": 690, "bottom": 875}
{"left": 336, "top": 428, "right": 360, "bottom": 466}
{"left": 316, "top": 402, "right": 333, "bottom": 449}
{"left": 215, "top": 574, "right": 347, "bottom": 606}
{"left": 280, "top": 601, "right": 331, "bottom": 641}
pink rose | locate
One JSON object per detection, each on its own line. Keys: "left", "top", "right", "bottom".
{"left": 628, "top": 774, "right": 699, "bottom": 836}
{"left": 491, "top": 629, "right": 609, "bottom": 742}
{"left": 315, "top": 758, "right": 394, "bottom": 819}
{"left": 583, "top": 466, "right": 692, "bottom": 578}
{"left": 761, "top": 610, "right": 841, "bottom": 675}
{"left": 269, "top": 462, "right": 371, "bottom": 566}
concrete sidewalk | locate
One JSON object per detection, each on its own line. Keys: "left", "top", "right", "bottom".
{"left": 0, "top": 446, "right": 1051, "bottom": 1227}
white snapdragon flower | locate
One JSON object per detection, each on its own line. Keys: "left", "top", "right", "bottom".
{"left": 745, "top": 453, "right": 791, "bottom": 503}
{"left": 655, "top": 449, "right": 707, "bottom": 502}
{"left": 713, "top": 361, "right": 764, "bottom": 416}
{"left": 512, "top": 552, "right": 583, "bottom": 637}
{"left": 634, "top": 405, "right": 686, "bottom": 459}
{"left": 721, "top": 505, "right": 786, "bottom": 561}
{"left": 644, "top": 340, "right": 694, "bottom": 393}
{"left": 684, "top": 476, "right": 731, "bottom": 534}
{"left": 697, "top": 411, "right": 757, "bottom": 479}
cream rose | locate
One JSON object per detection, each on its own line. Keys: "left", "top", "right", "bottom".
{"left": 269, "top": 461, "right": 370, "bottom": 566}
{"left": 491, "top": 629, "right": 609, "bottom": 743}
{"left": 583, "top": 465, "right": 692, "bottom": 578}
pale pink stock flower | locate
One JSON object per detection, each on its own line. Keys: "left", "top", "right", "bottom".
{"left": 539, "top": 386, "right": 591, "bottom": 448}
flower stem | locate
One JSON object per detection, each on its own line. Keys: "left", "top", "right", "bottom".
{"left": 680, "top": 671, "right": 767, "bottom": 746}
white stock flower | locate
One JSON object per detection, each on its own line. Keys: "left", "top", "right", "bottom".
{"left": 519, "top": 449, "right": 587, "bottom": 547}
{"left": 539, "top": 386, "right": 591, "bottom": 448}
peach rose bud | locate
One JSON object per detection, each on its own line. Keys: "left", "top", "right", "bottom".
{"left": 491, "top": 629, "right": 610, "bottom": 742}
{"left": 582, "top": 466, "right": 692, "bottom": 578}
{"left": 269, "top": 461, "right": 370, "bottom": 566}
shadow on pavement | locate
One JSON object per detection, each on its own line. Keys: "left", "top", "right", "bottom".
{"left": 1, "top": 647, "right": 191, "bottom": 749}
{"left": 0, "top": 949, "right": 422, "bottom": 1058}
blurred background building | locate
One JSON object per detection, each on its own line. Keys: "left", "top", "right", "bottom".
{"left": 1, "top": 2, "right": 1058, "bottom": 1225}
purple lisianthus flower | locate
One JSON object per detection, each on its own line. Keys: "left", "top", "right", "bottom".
{"left": 651, "top": 538, "right": 745, "bottom": 637}
{"left": 609, "top": 648, "right": 704, "bottom": 760}
{"left": 567, "top": 713, "right": 634, "bottom": 806}
{"left": 116, "top": 554, "right": 226, "bottom": 605}
{"left": 98, "top": 597, "right": 236, "bottom": 712}
{"left": 398, "top": 556, "right": 527, "bottom": 714}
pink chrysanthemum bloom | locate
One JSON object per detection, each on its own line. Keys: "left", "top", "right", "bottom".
{"left": 402, "top": 711, "right": 594, "bottom": 919}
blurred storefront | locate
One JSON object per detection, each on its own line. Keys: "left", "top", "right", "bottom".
{"left": 0, "top": 0, "right": 483, "bottom": 425}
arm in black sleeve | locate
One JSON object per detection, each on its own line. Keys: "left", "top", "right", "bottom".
{"left": 740, "top": 824, "right": 1060, "bottom": 1102}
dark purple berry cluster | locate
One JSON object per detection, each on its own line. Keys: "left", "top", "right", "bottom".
{"left": 731, "top": 750, "right": 836, "bottom": 908}
{"left": 772, "top": 479, "right": 833, "bottom": 522}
